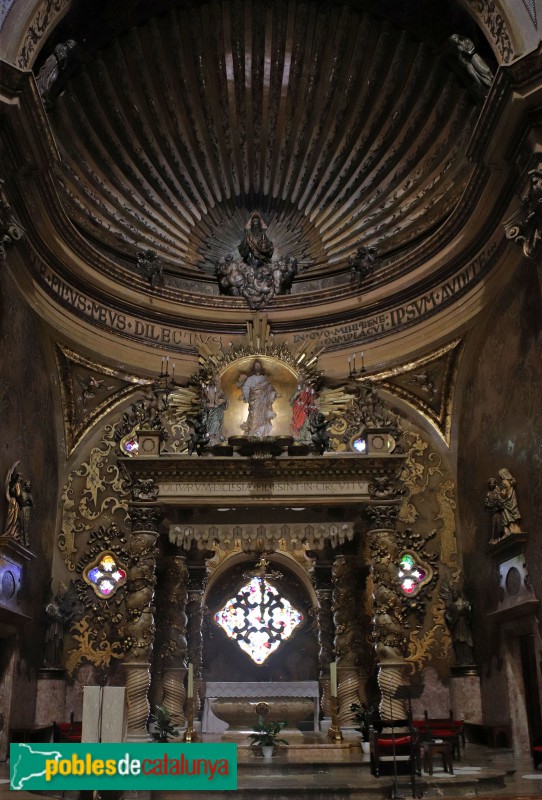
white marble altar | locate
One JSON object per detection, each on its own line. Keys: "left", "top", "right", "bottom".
{"left": 202, "top": 681, "right": 320, "bottom": 733}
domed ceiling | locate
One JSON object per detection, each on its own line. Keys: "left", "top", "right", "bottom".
{"left": 43, "top": 0, "right": 481, "bottom": 289}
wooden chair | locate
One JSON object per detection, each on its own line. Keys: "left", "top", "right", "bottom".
{"left": 422, "top": 709, "right": 462, "bottom": 759}
{"left": 369, "top": 718, "right": 421, "bottom": 778}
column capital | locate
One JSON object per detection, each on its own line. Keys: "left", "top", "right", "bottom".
{"left": 129, "top": 505, "right": 164, "bottom": 533}
{"left": 364, "top": 504, "right": 400, "bottom": 532}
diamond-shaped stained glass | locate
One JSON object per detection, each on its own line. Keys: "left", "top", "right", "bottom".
{"left": 214, "top": 577, "right": 303, "bottom": 664}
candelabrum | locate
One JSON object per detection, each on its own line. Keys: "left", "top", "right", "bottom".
{"left": 348, "top": 351, "right": 367, "bottom": 378}
{"left": 183, "top": 696, "right": 199, "bottom": 743}
{"left": 327, "top": 695, "right": 343, "bottom": 743}
{"left": 155, "top": 356, "right": 178, "bottom": 410}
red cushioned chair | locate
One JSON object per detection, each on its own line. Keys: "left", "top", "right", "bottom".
{"left": 532, "top": 737, "right": 542, "bottom": 769}
{"left": 370, "top": 719, "right": 421, "bottom": 778}
{"left": 422, "top": 710, "right": 462, "bottom": 759}
{"left": 53, "top": 712, "right": 82, "bottom": 743}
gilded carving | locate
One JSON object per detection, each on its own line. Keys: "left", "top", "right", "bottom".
{"left": 63, "top": 523, "right": 130, "bottom": 675}
{"left": 216, "top": 212, "right": 298, "bottom": 309}
{"left": 332, "top": 554, "right": 367, "bottom": 726}
{"left": 59, "top": 426, "right": 130, "bottom": 571}
{"left": 132, "top": 478, "right": 159, "bottom": 502}
{"left": 393, "top": 431, "right": 459, "bottom": 669}
{"left": 465, "top": 0, "right": 514, "bottom": 64}
{"left": 124, "top": 530, "right": 159, "bottom": 662}
{"left": 365, "top": 505, "right": 400, "bottom": 532}
{"left": 0, "top": 181, "right": 24, "bottom": 264}
{"left": 16, "top": 0, "right": 72, "bottom": 68}
{"left": 54, "top": 343, "right": 152, "bottom": 457}
{"left": 372, "top": 339, "right": 463, "bottom": 447}
{"left": 170, "top": 320, "right": 350, "bottom": 450}
{"left": 505, "top": 168, "right": 542, "bottom": 259}
{"left": 129, "top": 506, "right": 163, "bottom": 533}
{"left": 66, "top": 617, "right": 124, "bottom": 673}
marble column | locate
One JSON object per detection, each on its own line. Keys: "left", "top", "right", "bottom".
{"left": 366, "top": 504, "right": 408, "bottom": 719}
{"left": 332, "top": 552, "right": 366, "bottom": 727}
{"left": 123, "top": 505, "right": 162, "bottom": 740}
{"left": 187, "top": 563, "right": 207, "bottom": 718}
{"left": 161, "top": 553, "right": 189, "bottom": 729}
{"left": 311, "top": 560, "right": 334, "bottom": 719}
{"left": 35, "top": 668, "right": 66, "bottom": 725}
{"left": 450, "top": 666, "right": 482, "bottom": 723}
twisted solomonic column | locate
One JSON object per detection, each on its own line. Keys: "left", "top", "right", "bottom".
{"left": 161, "top": 554, "right": 189, "bottom": 729}
{"left": 332, "top": 553, "right": 367, "bottom": 727}
{"left": 186, "top": 563, "right": 207, "bottom": 718}
{"left": 366, "top": 504, "right": 408, "bottom": 720}
{"left": 311, "top": 561, "right": 335, "bottom": 718}
{"left": 123, "top": 504, "right": 163, "bottom": 740}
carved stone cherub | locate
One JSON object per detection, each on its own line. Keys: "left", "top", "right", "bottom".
{"left": 309, "top": 411, "right": 330, "bottom": 455}
{"left": 187, "top": 409, "right": 210, "bottom": 456}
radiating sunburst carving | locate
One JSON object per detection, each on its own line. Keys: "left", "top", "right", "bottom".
{"left": 47, "top": 0, "right": 475, "bottom": 287}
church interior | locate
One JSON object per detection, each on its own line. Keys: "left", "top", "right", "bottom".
{"left": 1, "top": 0, "right": 542, "bottom": 797}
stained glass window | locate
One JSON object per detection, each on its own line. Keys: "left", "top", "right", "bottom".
{"left": 397, "top": 551, "right": 432, "bottom": 597}
{"left": 352, "top": 437, "right": 366, "bottom": 453}
{"left": 83, "top": 551, "right": 127, "bottom": 598}
{"left": 214, "top": 577, "right": 303, "bottom": 665}
{"left": 120, "top": 433, "right": 139, "bottom": 456}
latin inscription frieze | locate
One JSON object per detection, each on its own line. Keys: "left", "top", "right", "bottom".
{"left": 159, "top": 480, "right": 370, "bottom": 497}
{"left": 28, "top": 236, "right": 500, "bottom": 351}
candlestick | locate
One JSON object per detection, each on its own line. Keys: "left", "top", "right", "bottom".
{"left": 327, "top": 694, "right": 343, "bottom": 743}
{"left": 183, "top": 696, "right": 199, "bottom": 743}
{"left": 187, "top": 663, "right": 193, "bottom": 699}
{"left": 330, "top": 661, "right": 337, "bottom": 697}
{"left": 360, "top": 351, "right": 365, "bottom": 372}
{"left": 172, "top": 362, "right": 175, "bottom": 379}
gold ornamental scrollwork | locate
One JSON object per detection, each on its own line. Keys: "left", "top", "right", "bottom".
{"left": 59, "top": 424, "right": 131, "bottom": 571}
{"left": 66, "top": 617, "right": 124, "bottom": 674}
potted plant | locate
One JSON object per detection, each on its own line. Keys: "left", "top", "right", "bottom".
{"left": 147, "top": 705, "right": 180, "bottom": 743}
{"left": 249, "top": 715, "right": 289, "bottom": 759}
{"left": 351, "top": 702, "right": 378, "bottom": 754}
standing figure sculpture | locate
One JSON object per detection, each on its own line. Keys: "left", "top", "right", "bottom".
{"left": 3, "top": 462, "right": 32, "bottom": 546}
{"left": 448, "top": 34, "right": 493, "bottom": 99}
{"left": 44, "top": 595, "right": 65, "bottom": 668}
{"left": 35, "top": 40, "right": 77, "bottom": 108}
{"left": 204, "top": 374, "right": 228, "bottom": 445}
{"left": 442, "top": 585, "right": 474, "bottom": 666}
{"left": 498, "top": 468, "right": 522, "bottom": 535}
{"left": 238, "top": 212, "right": 274, "bottom": 268}
{"left": 484, "top": 477, "right": 504, "bottom": 544}
{"left": 215, "top": 213, "right": 297, "bottom": 309}
{"left": 290, "top": 378, "right": 318, "bottom": 440}
{"left": 238, "top": 360, "right": 277, "bottom": 437}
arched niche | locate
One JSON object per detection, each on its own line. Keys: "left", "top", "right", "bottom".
{"left": 203, "top": 553, "right": 318, "bottom": 684}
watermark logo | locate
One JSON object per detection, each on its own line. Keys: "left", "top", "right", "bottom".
{"left": 10, "top": 743, "right": 237, "bottom": 791}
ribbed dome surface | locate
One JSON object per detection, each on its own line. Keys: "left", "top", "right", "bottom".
{"left": 49, "top": 0, "right": 476, "bottom": 280}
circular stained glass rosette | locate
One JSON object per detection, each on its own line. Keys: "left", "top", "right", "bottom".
{"left": 83, "top": 550, "right": 127, "bottom": 598}
{"left": 214, "top": 576, "right": 303, "bottom": 664}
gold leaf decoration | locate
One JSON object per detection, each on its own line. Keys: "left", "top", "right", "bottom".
{"left": 66, "top": 617, "right": 124, "bottom": 673}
